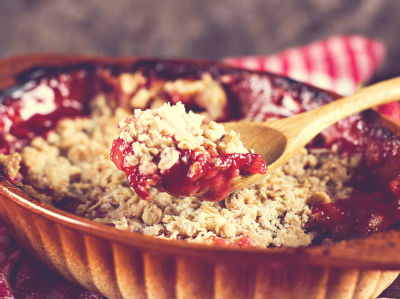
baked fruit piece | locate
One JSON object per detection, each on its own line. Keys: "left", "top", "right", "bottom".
{"left": 110, "top": 102, "right": 267, "bottom": 201}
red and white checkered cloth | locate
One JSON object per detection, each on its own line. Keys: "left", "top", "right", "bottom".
{"left": 223, "top": 35, "right": 386, "bottom": 96}
{"left": 0, "top": 35, "right": 394, "bottom": 298}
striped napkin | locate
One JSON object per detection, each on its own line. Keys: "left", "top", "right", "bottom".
{"left": 223, "top": 35, "right": 386, "bottom": 96}
{"left": 0, "top": 35, "right": 390, "bottom": 298}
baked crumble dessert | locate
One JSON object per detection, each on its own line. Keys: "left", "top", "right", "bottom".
{"left": 17, "top": 96, "right": 353, "bottom": 248}
{"left": 2, "top": 62, "right": 400, "bottom": 249}
{"left": 110, "top": 102, "right": 266, "bottom": 201}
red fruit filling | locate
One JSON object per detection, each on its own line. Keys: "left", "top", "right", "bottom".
{"left": 110, "top": 136, "right": 267, "bottom": 201}
{"left": 312, "top": 175, "right": 400, "bottom": 240}
{"left": 378, "top": 102, "right": 400, "bottom": 126}
{"left": 207, "top": 236, "right": 252, "bottom": 248}
{"left": 0, "top": 71, "right": 94, "bottom": 154}
{"left": 309, "top": 110, "right": 400, "bottom": 240}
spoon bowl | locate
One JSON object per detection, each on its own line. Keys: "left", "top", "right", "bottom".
{"left": 223, "top": 121, "right": 287, "bottom": 167}
{"left": 223, "top": 76, "right": 400, "bottom": 193}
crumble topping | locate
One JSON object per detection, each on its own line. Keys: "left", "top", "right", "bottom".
{"left": 118, "top": 72, "right": 228, "bottom": 122}
{"left": 163, "top": 73, "right": 228, "bottom": 121}
{"left": 9, "top": 95, "right": 358, "bottom": 248}
{"left": 117, "top": 101, "right": 248, "bottom": 173}
{"left": 120, "top": 72, "right": 147, "bottom": 95}
{"left": 0, "top": 153, "right": 21, "bottom": 180}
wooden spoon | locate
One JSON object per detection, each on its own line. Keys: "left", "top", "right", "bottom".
{"left": 222, "top": 77, "right": 400, "bottom": 193}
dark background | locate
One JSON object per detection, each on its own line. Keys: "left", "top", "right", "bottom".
{"left": 0, "top": 0, "right": 399, "bottom": 82}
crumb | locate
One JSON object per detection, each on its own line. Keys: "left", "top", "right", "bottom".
{"left": 0, "top": 153, "right": 22, "bottom": 179}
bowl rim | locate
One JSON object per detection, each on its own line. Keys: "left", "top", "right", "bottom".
{"left": 2, "top": 54, "right": 400, "bottom": 270}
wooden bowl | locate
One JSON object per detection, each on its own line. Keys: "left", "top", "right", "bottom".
{"left": 1, "top": 55, "right": 400, "bottom": 299}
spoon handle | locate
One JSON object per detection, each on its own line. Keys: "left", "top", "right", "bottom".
{"left": 269, "top": 76, "right": 400, "bottom": 152}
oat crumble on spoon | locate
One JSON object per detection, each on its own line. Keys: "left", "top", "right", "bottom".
{"left": 110, "top": 102, "right": 267, "bottom": 201}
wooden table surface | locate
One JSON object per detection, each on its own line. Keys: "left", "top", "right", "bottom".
{"left": 380, "top": 276, "right": 400, "bottom": 298}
